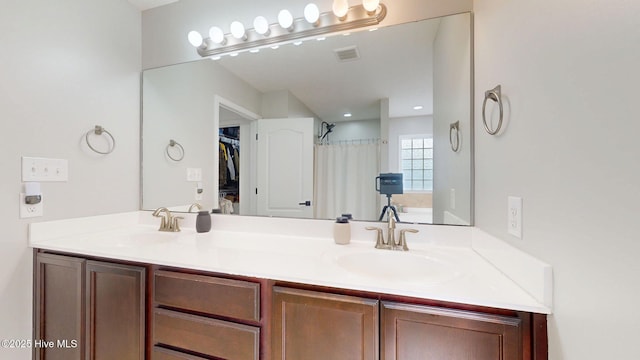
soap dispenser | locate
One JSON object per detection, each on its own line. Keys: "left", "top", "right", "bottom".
{"left": 196, "top": 210, "right": 212, "bottom": 233}
{"left": 333, "top": 216, "right": 351, "bottom": 245}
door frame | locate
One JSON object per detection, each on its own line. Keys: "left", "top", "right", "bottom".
{"left": 214, "top": 95, "right": 260, "bottom": 215}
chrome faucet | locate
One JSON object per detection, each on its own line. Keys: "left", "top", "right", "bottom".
{"left": 188, "top": 203, "right": 202, "bottom": 212}
{"left": 387, "top": 210, "right": 396, "bottom": 249}
{"left": 366, "top": 209, "right": 418, "bottom": 251}
{"left": 152, "top": 207, "right": 183, "bottom": 232}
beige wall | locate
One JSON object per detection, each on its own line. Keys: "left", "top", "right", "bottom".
{"left": 474, "top": 0, "right": 640, "bottom": 358}
{"left": 0, "top": 1, "right": 141, "bottom": 359}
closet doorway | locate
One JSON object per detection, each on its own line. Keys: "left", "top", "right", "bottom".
{"left": 214, "top": 96, "right": 260, "bottom": 216}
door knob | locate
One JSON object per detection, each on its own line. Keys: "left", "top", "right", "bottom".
{"left": 298, "top": 201, "right": 311, "bottom": 206}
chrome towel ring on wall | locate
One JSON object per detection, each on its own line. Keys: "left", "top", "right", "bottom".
{"left": 482, "top": 85, "right": 503, "bottom": 135}
{"left": 166, "top": 139, "right": 185, "bottom": 161}
{"left": 85, "top": 125, "right": 115, "bottom": 154}
{"left": 449, "top": 121, "right": 460, "bottom": 152}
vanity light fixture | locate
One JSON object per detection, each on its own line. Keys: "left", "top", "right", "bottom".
{"left": 187, "top": 31, "right": 203, "bottom": 47}
{"left": 209, "top": 26, "right": 226, "bottom": 45}
{"left": 254, "top": 16, "right": 271, "bottom": 36}
{"left": 230, "top": 21, "right": 247, "bottom": 40}
{"left": 191, "top": 2, "right": 386, "bottom": 58}
{"left": 278, "top": 9, "right": 294, "bottom": 31}
{"left": 304, "top": 3, "right": 321, "bottom": 25}
{"left": 332, "top": 0, "right": 349, "bottom": 19}
{"left": 362, "top": 0, "right": 381, "bottom": 13}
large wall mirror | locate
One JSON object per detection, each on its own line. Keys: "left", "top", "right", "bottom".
{"left": 142, "top": 12, "right": 472, "bottom": 225}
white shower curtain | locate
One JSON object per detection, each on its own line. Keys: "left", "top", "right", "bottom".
{"left": 314, "top": 142, "right": 380, "bottom": 220}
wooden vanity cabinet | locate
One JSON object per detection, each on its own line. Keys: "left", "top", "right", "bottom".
{"left": 271, "top": 286, "right": 379, "bottom": 360}
{"left": 271, "top": 285, "right": 542, "bottom": 360}
{"left": 34, "top": 252, "right": 146, "bottom": 360}
{"left": 152, "top": 270, "right": 261, "bottom": 360}
{"left": 34, "top": 253, "right": 86, "bottom": 360}
{"left": 35, "top": 252, "right": 546, "bottom": 360}
{"left": 381, "top": 301, "right": 526, "bottom": 360}
{"left": 85, "top": 261, "right": 145, "bottom": 360}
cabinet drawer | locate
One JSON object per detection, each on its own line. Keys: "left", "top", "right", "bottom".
{"left": 154, "top": 270, "right": 260, "bottom": 322}
{"left": 153, "top": 346, "right": 208, "bottom": 360}
{"left": 154, "top": 308, "right": 260, "bottom": 360}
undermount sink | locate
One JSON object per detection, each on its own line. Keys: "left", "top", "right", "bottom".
{"left": 334, "top": 250, "right": 462, "bottom": 285}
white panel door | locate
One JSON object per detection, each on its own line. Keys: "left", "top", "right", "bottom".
{"left": 257, "top": 118, "right": 314, "bottom": 218}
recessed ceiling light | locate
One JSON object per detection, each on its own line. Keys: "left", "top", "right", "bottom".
{"left": 343, "top": 113, "right": 352, "bottom": 118}
{"left": 210, "top": 56, "right": 221, "bottom": 61}
{"left": 293, "top": 41, "right": 303, "bottom": 46}
{"left": 249, "top": 49, "right": 260, "bottom": 53}
{"left": 229, "top": 52, "right": 239, "bottom": 57}
{"left": 317, "top": 37, "right": 326, "bottom": 41}
{"left": 271, "top": 45, "right": 280, "bottom": 49}
{"left": 413, "top": 105, "right": 424, "bottom": 110}
{"left": 369, "top": 28, "right": 378, "bottom": 32}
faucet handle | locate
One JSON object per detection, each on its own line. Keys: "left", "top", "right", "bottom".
{"left": 170, "top": 216, "right": 184, "bottom": 232}
{"left": 398, "top": 229, "right": 419, "bottom": 251}
{"left": 366, "top": 226, "right": 388, "bottom": 249}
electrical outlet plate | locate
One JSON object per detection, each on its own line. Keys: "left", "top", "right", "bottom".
{"left": 508, "top": 196, "right": 522, "bottom": 238}
{"left": 20, "top": 193, "right": 43, "bottom": 218}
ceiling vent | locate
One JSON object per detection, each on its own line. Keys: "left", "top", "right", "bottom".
{"left": 334, "top": 46, "right": 360, "bottom": 62}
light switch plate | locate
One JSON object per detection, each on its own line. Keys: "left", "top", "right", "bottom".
{"left": 186, "top": 168, "right": 202, "bottom": 182}
{"left": 22, "top": 157, "right": 68, "bottom": 182}
{"left": 508, "top": 196, "right": 522, "bottom": 238}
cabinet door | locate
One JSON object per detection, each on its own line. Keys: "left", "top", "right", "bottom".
{"left": 272, "top": 286, "right": 379, "bottom": 360}
{"left": 381, "top": 301, "right": 523, "bottom": 360}
{"left": 85, "top": 261, "right": 145, "bottom": 360}
{"left": 34, "top": 253, "right": 86, "bottom": 360}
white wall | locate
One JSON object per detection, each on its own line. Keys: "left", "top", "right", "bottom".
{"left": 0, "top": 0, "right": 141, "bottom": 359}
{"left": 261, "top": 90, "right": 318, "bottom": 120}
{"left": 142, "top": 60, "right": 262, "bottom": 210}
{"left": 325, "top": 119, "right": 381, "bottom": 144}
{"left": 433, "top": 13, "right": 472, "bottom": 224}
{"left": 474, "top": 0, "right": 640, "bottom": 358}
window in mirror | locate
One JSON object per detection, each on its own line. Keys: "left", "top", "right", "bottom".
{"left": 401, "top": 136, "right": 433, "bottom": 191}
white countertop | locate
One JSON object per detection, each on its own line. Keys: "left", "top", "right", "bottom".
{"left": 29, "top": 211, "right": 552, "bottom": 314}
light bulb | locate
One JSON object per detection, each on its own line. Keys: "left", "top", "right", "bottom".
{"left": 187, "top": 31, "right": 203, "bottom": 47}
{"left": 253, "top": 16, "right": 270, "bottom": 36}
{"left": 362, "top": 0, "right": 380, "bottom": 12}
{"left": 278, "top": 9, "right": 294, "bottom": 30}
{"left": 209, "top": 26, "right": 226, "bottom": 44}
{"left": 304, "top": 3, "right": 320, "bottom": 25}
{"left": 332, "top": 0, "right": 349, "bottom": 19}
{"left": 230, "top": 21, "right": 246, "bottom": 40}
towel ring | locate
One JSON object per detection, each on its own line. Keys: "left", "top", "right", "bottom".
{"left": 482, "top": 85, "right": 503, "bottom": 135}
{"left": 449, "top": 121, "right": 460, "bottom": 152}
{"left": 85, "top": 125, "right": 115, "bottom": 154}
{"left": 166, "top": 139, "right": 184, "bottom": 161}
